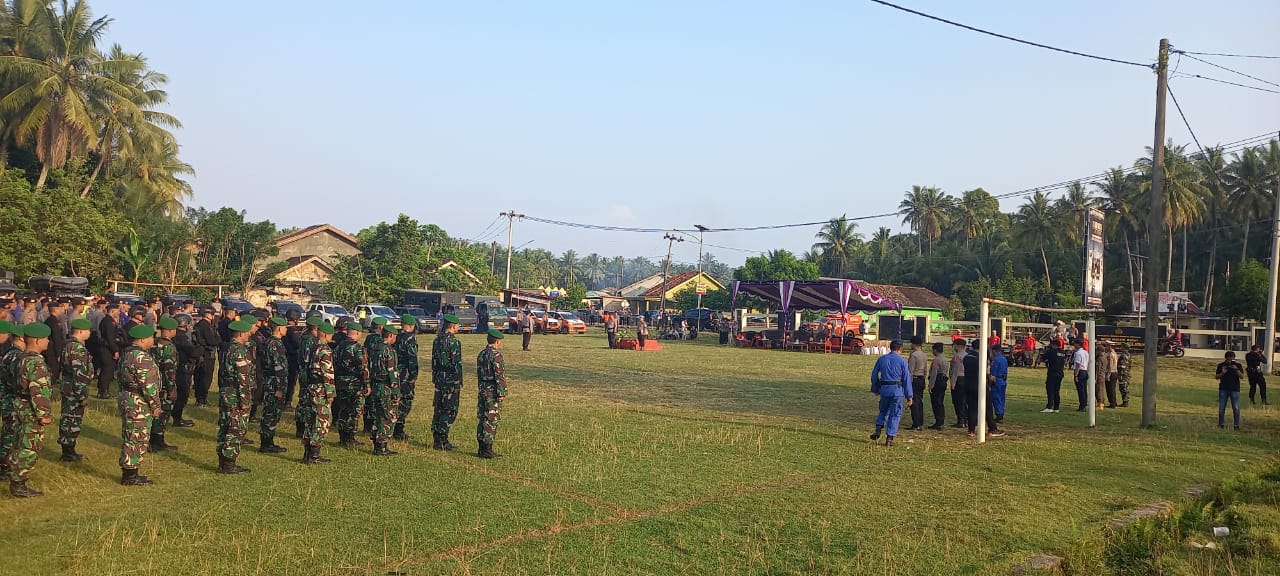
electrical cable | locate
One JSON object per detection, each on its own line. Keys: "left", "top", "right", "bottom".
{"left": 1174, "top": 51, "right": 1280, "bottom": 88}
{"left": 1177, "top": 50, "right": 1280, "bottom": 60}
{"left": 867, "top": 0, "right": 1151, "bottom": 68}
{"left": 1171, "top": 72, "right": 1280, "bottom": 94}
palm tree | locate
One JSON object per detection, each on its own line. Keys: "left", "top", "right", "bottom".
{"left": 1195, "top": 146, "right": 1229, "bottom": 309}
{"left": 1053, "top": 181, "right": 1095, "bottom": 244}
{"left": 1093, "top": 167, "right": 1141, "bottom": 308}
{"left": 1014, "top": 191, "right": 1058, "bottom": 292}
{"left": 580, "top": 253, "right": 605, "bottom": 289}
{"left": 0, "top": 0, "right": 145, "bottom": 189}
{"left": 899, "top": 185, "right": 951, "bottom": 254}
{"left": 610, "top": 255, "right": 625, "bottom": 287}
{"left": 559, "top": 249, "right": 579, "bottom": 286}
{"left": 865, "top": 226, "right": 893, "bottom": 281}
{"left": 954, "top": 188, "right": 999, "bottom": 245}
{"left": 117, "top": 132, "right": 192, "bottom": 218}
{"left": 1136, "top": 142, "right": 1206, "bottom": 290}
{"left": 811, "top": 214, "right": 861, "bottom": 277}
{"left": 1225, "top": 146, "right": 1272, "bottom": 264}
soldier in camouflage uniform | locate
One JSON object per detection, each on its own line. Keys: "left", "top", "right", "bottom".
{"left": 216, "top": 320, "right": 256, "bottom": 474}
{"left": 117, "top": 324, "right": 164, "bottom": 486}
{"left": 257, "top": 317, "right": 289, "bottom": 453}
{"left": 431, "top": 314, "right": 463, "bottom": 451}
{"left": 369, "top": 325, "right": 401, "bottom": 456}
{"left": 9, "top": 323, "right": 54, "bottom": 496}
{"left": 0, "top": 321, "right": 20, "bottom": 481}
{"left": 393, "top": 315, "right": 419, "bottom": 441}
{"left": 247, "top": 310, "right": 268, "bottom": 424}
{"left": 333, "top": 321, "right": 370, "bottom": 448}
{"left": 58, "top": 318, "right": 94, "bottom": 461}
{"left": 148, "top": 317, "right": 180, "bottom": 451}
{"left": 1116, "top": 343, "right": 1132, "bottom": 408}
{"left": 300, "top": 321, "right": 336, "bottom": 464}
{"left": 361, "top": 316, "right": 387, "bottom": 434}
{"left": 294, "top": 315, "right": 322, "bottom": 439}
{"left": 476, "top": 328, "right": 507, "bottom": 459}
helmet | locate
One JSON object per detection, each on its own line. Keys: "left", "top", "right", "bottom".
{"left": 285, "top": 308, "right": 302, "bottom": 321}
{"left": 175, "top": 314, "right": 193, "bottom": 328}
{"left": 251, "top": 308, "right": 270, "bottom": 321}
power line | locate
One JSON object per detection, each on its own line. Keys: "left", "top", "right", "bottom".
{"left": 465, "top": 214, "right": 503, "bottom": 243}
{"left": 866, "top": 0, "right": 1151, "bottom": 68}
{"left": 1165, "top": 83, "right": 1233, "bottom": 201}
{"left": 1174, "top": 51, "right": 1280, "bottom": 88}
{"left": 1178, "top": 50, "right": 1280, "bottom": 60}
{"left": 1172, "top": 72, "right": 1280, "bottom": 94}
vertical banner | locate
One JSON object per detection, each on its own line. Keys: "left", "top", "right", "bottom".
{"left": 1083, "top": 207, "right": 1105, "bottom": 308}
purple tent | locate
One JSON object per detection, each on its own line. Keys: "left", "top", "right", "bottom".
{"left": 731, "top": 280, "right": 901, "bottom": 314}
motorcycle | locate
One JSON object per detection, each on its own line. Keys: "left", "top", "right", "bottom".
{"left": 1158, "top": 340, "right": 1185, "bottom": 358}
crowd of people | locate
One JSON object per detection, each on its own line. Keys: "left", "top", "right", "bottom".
{"left": 0, "top": 291, "right": 510, "bottom": 498}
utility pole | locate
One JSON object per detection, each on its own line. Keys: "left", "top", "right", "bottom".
{"left": 1141, "top": 38, "right": 1169, "bottom": 428}
{"left": 694, "top": 224, "right": 709, "bottom": 309}
{"left": 1264, "top": 132, "right": 1280, "bottom": 371}
{"left": 659, "top": 233, "right": 684, "bottom": 317}
{"left": 500, "top": 211, "right": 524, "bottom": 291}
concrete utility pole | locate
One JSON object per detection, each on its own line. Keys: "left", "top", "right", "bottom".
{"left": 695, "top": 224, "right": 709, "bottom": 310}
{"left": 659, "top": 233, "right": 684, "bottom": 316}
{"left": 1141, "top": 38, "right": 1169, "bottom": 428}
{"left": 500, "top": 211, "right": 524, "bottom": 290}
{"left": 1265, "top": 132, "right": 1280, "bottom": 370}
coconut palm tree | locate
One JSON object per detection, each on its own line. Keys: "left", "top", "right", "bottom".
{"left": 811, "top": 214, "right": 861, "bottom": 277}
{"left": 1053, "top": 181, "right": 1095, "bottom": 244}
{"left": 580, "top": 253, "right": 605, "bottom": 289}
{"left": 559, "top": 249, "right": 579, "bottom": 286}
{"left": 953, "top": 188, "right": 999, "bottom": 245}
{"left": 1225, "top": 146, "right": 1272, "bottom": 264}
{"left": 899, "top": 185, "right": 951, "bottom": 255}
{"left": 1093, "top": 167, "right": 1142, "bottom": 307}
{"left": 1136, "top": 142, "right": 1206, "bottom": 290}
{"left": 1014, "top": 191, "right": 1058, "bottom": 292}
{"left": 1195, "top": 146, "right": 1229, "bottom": 309}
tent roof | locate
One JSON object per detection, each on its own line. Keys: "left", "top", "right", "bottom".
{"left": 732, "top": 280, "right": 901, "bottom": 313}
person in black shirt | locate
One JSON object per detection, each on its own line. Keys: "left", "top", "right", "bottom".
{"left": 192, "top": 308, "right": 221, "bottom": 407}
{"left": 1245, "top": 344, "right": 1268, "bottom": 405}
{"left": 1040, "top": 340, "right": 1066, "bottom": 413}
{"left": 1216, "top": 351, "right": 1244, "bottom": 430}
{"left": 962, "top": 339, "right": 1003, "bottom": 437}
{"left": 96, "top": 303, "right": 123, "bottom": 398}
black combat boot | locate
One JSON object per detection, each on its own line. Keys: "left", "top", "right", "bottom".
{"left": 121, "top": 468, "right": 152, "bottom": 486}
{"left": 152, "top": 434, "right": 178, "bottom": 451}
{"left": 173, "top": 416, "right": 194, "bottom": 428}
{"left": 9, "top": 480, "right": 43, "bottom": 498}
{"left": 248, "top": 404, "right": 259, "bottom": 423}
{"left": 869, "top": 426, "right": 883, "bottom": 441}
{"left": 339, "top": 433, "right": 358, "bottom": 448}
{"left": 258, "top": 438, "right": 287, "bottom": 453}
{"left": 295, "top": 421, "right": 304, "bottom": 439}
{"left": 217, "top": 455, "right": 251, "bottom": 474}
{"left": 372, "top": 441, "right": 398, "bottom": 456}
{"left": 885, "top": 436, "right": 896, "bottom": 447}
{"left": 392, "top": 423, "right": 409, "bottom": 441}
{"left": 60, "top": 445, "right": 83, "bottom": 462}
{"left": 478, "top": 441, "right": 501, "bottom": 459}
{"left": 441, "top": 434, "right": 456, "bottom": 451}
{"left": 431, "top": 433, "right": 445, "bottom": 450}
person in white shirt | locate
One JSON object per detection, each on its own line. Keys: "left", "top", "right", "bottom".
{"left": 1071, "top": 342, "right": 1091, "bottom": 412}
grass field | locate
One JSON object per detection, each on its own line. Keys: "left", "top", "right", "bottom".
{"left": 0, "top": 330, "right": 1276, "bottom": 575}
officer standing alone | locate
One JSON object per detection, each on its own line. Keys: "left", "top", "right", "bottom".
{"left": 869, "top": 340, "right": 912, "bottom": 447}
{"left": 476, "top": 328, "right": 507, "bottom": 459}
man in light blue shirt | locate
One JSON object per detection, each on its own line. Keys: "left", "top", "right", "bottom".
{"left": 870, "top": 339, "right": 913, "bottom": 446}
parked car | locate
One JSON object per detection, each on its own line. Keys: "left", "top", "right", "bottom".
{"left": 550, "top": 311, "right": 587, "bottom": 334}
{"left": 394, "top": 306, "right": 439, "bottom": 333}
{"left": 306, "top": 301, "right": 350, "bottom": 324}
{"left": 271, "top": 300, "right": 305, "bottom": 319}
{"left": 677, "top": 308, "right": 717, "bottom": 330}
{"left": 531, "top": 310, "right": 561, "bottom": 334}
{"left": 160, "top": 294, "right": 193, "bottom": 308}
{"left": 105, "top": 291, "right": 144, "bottom": 306}
{"left": 503, "top": 307, "right": 521, "bottom": 333}
{"left": 353, "top": 304, "right": 402, "bottom": 328}
{"left": 221, "top": 297, "right": 257, "bottom": 315}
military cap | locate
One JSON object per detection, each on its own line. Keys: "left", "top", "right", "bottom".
{"left": 6, "top": 323, "right": 22, "bottom": 336}
{"left": 157, "top": 317, "right": 179, "bottom": 330}
{"left": 201, "top": 306, "right": 216, "bottom": 314}
{"left": 130, "top": 306, "right": 147, "bottom": 317}
{"left": 229, "top": 320, "right": 255, "bottom": 333}
{"left": 70, "top": 318, "right": 92, "bottom": 331}
{"left": 442, "top": 314, "right": 460, "bottom": 325}
{"left": 56, "top": 296, "right": 71, "bottom": 304}
{"left": 305, "top": 316, "right": 323, "bottom": 327}
{"left": 400, "top": 314, "right": 415, "bottom": 325}
{"left": 317, "top": 321, "right": 335, "bottom": 335}
{"left": 23, "top": 323, "right": 51, "bottom": 338}
{"left": 0, "top": 320, "right": 11, "bottom": 334}
{"left": 486, "top": 328, "right": 505, "bottom": 340}
{"left": 175, "top": 314, "right": 193, "bottom": 328}
{"left": 251, "top": 308, "right": 270, "bottom": 321}
{"left": 270, "top": 316, "right": 287, "bottom": 327}
{"left": 345, "top": 320, "right": 364, "bottom": 332}
{"left": 23, "top": 296, "right": 35, "bottom": 303}
{"left": 128, "top": 323, "right": 156, "bottom": 339}
{"left": 382, "top": 324, "right": 398, "bottom": 334}
{"left": 371, "top": 316, "right": 388, "bottom": 326}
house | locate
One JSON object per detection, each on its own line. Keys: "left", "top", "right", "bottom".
{"left": 850, "top": 280, "right": 951, "bottom": 335}
{"left": 623, "top": 271, "right": 726, "bottom": 313}
{"left": 262, "top": 224, "right": 362, "bottom": 297}
{"left": 431, "top": 259, "right": 485, "bottom": 288}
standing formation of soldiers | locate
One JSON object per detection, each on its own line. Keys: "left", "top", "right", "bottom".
{"left": 0, "top": 293, "right": 511, "bottom": 497}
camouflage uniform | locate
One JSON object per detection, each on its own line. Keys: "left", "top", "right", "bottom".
{"left": 361, "top": 331, "right": 382, "bottom": 433}
{"left": 217, "top": 341, "right": 254, "bottom": 460}
{"left": 475, "top": 344, "right": 506, "bottom": 454}
{"left": 9, "top": 351, "right": 53, "bottom": 482}
{"left": 300, "top": 341, "right": 335, "bottom": 452}
{"left": 1116, "top": 349, "right": 1131, "bottom": 406}
{"left": 431, "top": 332, "right": 463, "bottom": 440}
{"left": 293, "top": 331, "right": 317, "bottom": 437}
{"left": 247, "top": 329, "right": 265, "bottom": 420}
{"left": 148, "top": 336, "right": 178, "bottom": 441}
{"left": 0, "top": 341, "right": 23, "bottom": 478}
{"left": 58, "top": 337, "right": 93, "bottom": 455}
{"left": 117, "top": 346, "right": 162, "bottom": 470}
{"left": 333, "top": 338, "right": 369, "bottom": 444}
{"left": 257, "top": 333, "right": 288, "bottom": 448}
{"left": 394, "top": 330, "right": 419, "bottom": 437}
{"left": 369, "top": 338, "right": 400, "bottom": 452}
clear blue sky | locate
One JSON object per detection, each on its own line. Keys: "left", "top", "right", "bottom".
{"left": 98, "top": 0, "right": 1280, "bottom": 267}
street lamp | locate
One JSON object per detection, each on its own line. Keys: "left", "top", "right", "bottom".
{"left": 694, "top": 224, "right": 709, "bottom": 310}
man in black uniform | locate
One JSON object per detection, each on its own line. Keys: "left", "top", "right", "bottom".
{"left": 282, "top": 309, "right": 304, "bottom": 409}
{"left": 192, "top": 307, "right": 220, "bottom": 407}
{"left": 1040, "top": 339, "right": 1067, "bottom": 413}
{"left": 1246, "top": 344, "right": 1268, "bottom": 405}
{"left": 96, "top": 302, "right": 123, "bottom": 398}
{"left": 121, "top": 306, "right": 146, "bottom": 338}
{"left": 171, "top": 313, "right": 198, "bottom": 427}
{"left": 42, "top": 298, "right": 67, "bottom": 382}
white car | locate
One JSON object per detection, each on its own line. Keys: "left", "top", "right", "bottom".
{"left": 354, "top": 304, "right": 402, "bottom": 328}
{"left": 307, "top": 301, "right": 350, "bottom": 324}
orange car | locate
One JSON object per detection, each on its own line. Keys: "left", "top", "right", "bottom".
{"left": 549, "top": 311, "right": 587, "bottom": 334}
{"left": 822, "top": 313, "right": 865, "bottom": 338}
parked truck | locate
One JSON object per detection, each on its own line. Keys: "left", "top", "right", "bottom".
{"left": 402, "top": 289, "right": 478, "bottom": 331}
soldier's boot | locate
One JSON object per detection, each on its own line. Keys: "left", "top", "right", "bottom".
{"left": 121, "top": 468, "right": 152, "bottom": 486}
{"left": 339, "top": 433, "right": 358, "bottom": 448}
{"left": 60, "top": 445, "right": 84, "bottom": 462}
{"left": 8, "top": 480, "right": 43, "bottom": 498}
{"left": 151, "top": 434, "right": 178, "bottom": 451}
{"left": 885, "top": 436, "right": 896, "bottom": 447}
{"left": 248, "top": 405, "right": 259, "bottom": 423}
{"left": 392, "top": 423, "right": 409, "bottom": 441}
{"left": 441, "top": 433, "right": 457, "bottom": 451}
{"left": 372, "top": 440, "right": 398, "bottom": 456}
{"left": 478, "top": 441, "right": 501, "bottom": 459}
{"left": 217, "top": 455, "right": 251, "bottom": 475}
{"left": 869, "top": 426, "right": 883, "bottom": 441}
{"left": 258, "top": 437, "right": 287, "bottom": 453}
{"left": 431, "top": 433, "right": 445, "bottom": 450}
{"left": 294, "top": 421, "right": 304, "bottom": 439}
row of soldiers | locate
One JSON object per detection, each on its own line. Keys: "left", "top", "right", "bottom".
{"left": 0, "top": 303, "right": 508, "bottom": 497}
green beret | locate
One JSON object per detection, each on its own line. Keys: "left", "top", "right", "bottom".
{"left": 442, "top": 314, "right": 460, "bottom": 325}
{"left": 345, "top": 320, "right": 364, "bottom": 332}
{"left": 69, "top": 318, "right": 92, "bottom": 331}
{"left": 6, "top": 323, "right": 22, "bottom": 336}
{"left": 486, "top": 328, "right": 505, "bottom": 340}
{"left": 371, "top": 316, "right": 388, "bottom": 326}
{"left": 317, "top": 322, "right": 335, "bottom": 335}
{"left": 270, "top": 316, "right": 287, "bottom": 327}
{"left": 229, "top": 320, "right": 255, "bottom": 333}
{"left": 24, "top": 323, "right": 51, "bottom": 338}
{"left": 400, "top": 314, "right": 415, "bottom": 325}
{"left": 383, "top": 324, "right": 398, "bottom": 334}
{"left": 305, "top": 316, "right": 323, "bottom": 327}
{"left": 157, "top": 317, "right": 179, "bottom": 330}
{"left": 0, "top": 320, "right": 11, "bottom": 334}
{"left": 128, "top": 324, "right": 155, "bottom": 339}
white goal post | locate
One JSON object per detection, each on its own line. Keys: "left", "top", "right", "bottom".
{"left": 977, "top": 298, "right": 1102, "bottom": 444}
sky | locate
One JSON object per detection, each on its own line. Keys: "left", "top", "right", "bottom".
{"left": 97, "top": 0, "right": 1280, "bottom": 268}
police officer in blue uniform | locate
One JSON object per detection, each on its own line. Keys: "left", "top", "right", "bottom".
{"left": 870, "top": 339, "right": 913, "bottom": 446}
